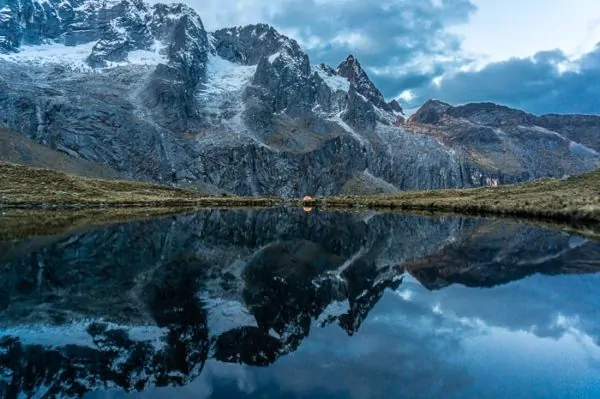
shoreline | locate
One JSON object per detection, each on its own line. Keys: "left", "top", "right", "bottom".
{"left": 1, "top": 162, "right": 599, "bottom": 226}
{"left": 2, "top": 205, "right": 599, "bottom": 245}
{"left": 1, "top": 194, "right": 599, "bottom": 224}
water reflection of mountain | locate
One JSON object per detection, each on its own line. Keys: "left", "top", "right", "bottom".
{"left": 0, "top": 209, "right": 598, "bottom": 398}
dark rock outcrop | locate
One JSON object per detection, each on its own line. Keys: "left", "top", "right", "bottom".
{"left": 337, "top": 54, "right": 391, "bottom": 112}
{"left": 388, "top": 99, "right": 404, "bottom": 114}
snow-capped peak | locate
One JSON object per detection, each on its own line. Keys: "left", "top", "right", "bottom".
{"left": 314, "top": 63, "right": 350, "bottom": 93}
{"left": 337, "top": 54, "right": 392, "bottom": 112}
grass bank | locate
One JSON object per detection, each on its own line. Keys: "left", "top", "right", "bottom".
{"left": 1, "top": 162, "right": 599, "bottom": 224}
{"left": 0, "top": 163, "right": 284, "bottom": 208}
{"left": 306, "top": 171, "right": 600, "bottom": 224}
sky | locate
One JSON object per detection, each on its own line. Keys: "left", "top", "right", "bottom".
{"left": 177, "top": 0, "right": 600, "bottom": 115}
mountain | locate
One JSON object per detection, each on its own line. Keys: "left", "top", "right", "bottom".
{"left": 1, "top": 209, "right": 599, "bottom": 397}
{"left": 0, "top": 0, "right": 599, "bottom": 196}
{"left": 408, "top": 100, "right": 600, "bottom": 179}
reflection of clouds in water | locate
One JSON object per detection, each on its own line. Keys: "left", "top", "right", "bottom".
{"left": 395, "top": 273, "right": 600, "bottom": 395}
{"left": 263, "top": 293, "right": 474, "bottom": 399}
{"left": 88, "top": 271, "right": 600, "bottom": 399}
{"left": 95, "top": 361, "right": 259, "bottom": 399}
{"left": 411, "top": 272, "right": 600, "bottom": 345}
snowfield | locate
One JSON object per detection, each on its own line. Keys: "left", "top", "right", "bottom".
{"left": 0, "top": 41, "right": 168, "bottom": 69}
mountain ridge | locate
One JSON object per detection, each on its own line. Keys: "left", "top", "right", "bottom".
{"left": 0, "top": 0, "right": 599, "bottom": 196}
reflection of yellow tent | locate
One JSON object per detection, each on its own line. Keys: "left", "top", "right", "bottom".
{"left": 302, "top": 196, "right": 313, "bottom": 212}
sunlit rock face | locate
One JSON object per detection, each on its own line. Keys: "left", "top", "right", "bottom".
{"left": 1, "top": 209, "right": 599, "bottom": 397}
{"left": 1, "top": 0, "right": 599, "bottom": 196}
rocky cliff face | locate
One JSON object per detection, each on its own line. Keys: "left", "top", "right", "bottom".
{"left": 0, "top": 0, "right": 599, "bottom": 196}
{"left": 407, "top": 100, "right": 600, "bottom": 180}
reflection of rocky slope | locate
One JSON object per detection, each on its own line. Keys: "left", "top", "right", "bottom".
{"left": 406, "top": 220, "right": 600, "bottom": 289}
{"left": 1, "top": 1, "right": 599, "bottom": 195}
{"left": 0, "top": 210, "right": 599, "bottom": 397}
{"left": 0, "top": 210, "right": 463, "bottom": 397}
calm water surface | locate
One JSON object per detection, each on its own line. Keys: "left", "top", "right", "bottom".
{"left": 0, "top": 209, "right": 599, "bottom": 399}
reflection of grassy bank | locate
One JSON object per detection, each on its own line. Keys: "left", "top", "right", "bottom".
{"left": 0, "top": 208, "right": 191, "bottom": 243}
{"left": 2, "top": 209, "right": 599, "bottom": 254}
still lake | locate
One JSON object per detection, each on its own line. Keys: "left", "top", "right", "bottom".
{"left": 1, "top": 209, "right": 599, "bottom": 399}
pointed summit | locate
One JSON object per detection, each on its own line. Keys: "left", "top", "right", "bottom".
{"left": 337, "top": 54, "right": 392, "bottom": 112}
{"left": 388, "top": 99, "right": 404, "bottom": 114}
{"left": 408, "top": 99, "right": 452, "bottom": 124}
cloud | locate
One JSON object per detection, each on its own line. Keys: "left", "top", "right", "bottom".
{"left": 405, "top": 43, "right": 600, "bottom": 115}
{"left": 266, "top": 0, "right": 476, "bottom": 94}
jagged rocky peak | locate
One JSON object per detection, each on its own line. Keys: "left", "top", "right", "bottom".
{"left": 0, "top": 0, "right": 210, "bottom": 70}
{"left": 388, "top": 99, "right": 404, "bottom": 114}
{"left": 149, "top": 3, "right": 209, "bottom": 69}
{"left": 337, "top": 54, "right": 392, "bottom": 112}
{"left": 408, "top": 99, "right": 452, "bottom": 124}
{"left": 212, "top": 23, "right": 305, "bottom": 67}
{"left": 85, "top": 1, "right": 210, "bottom": 68}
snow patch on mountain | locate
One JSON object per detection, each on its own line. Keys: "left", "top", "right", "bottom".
{"left": 570, "top": 141, "right": 599, "bottom": 157}
{"left": 197, "top": 54, "right": 257, "bottom": 131}
{"left": 73, "top": 0, "right": 122, "bottom": 12}
{"left": 527, "top": 126, "right": 600, "bottom": 157}
{"left": 200, "top": 55, "right": 256, "bottom": 98}
{"left": 327, "top": 112, "right": 368, "bottom": 145}
{"left": 0, "top": 42, "right": 97, "bottom": 69}
{"left": 314, "top": 65, "right": 349, "bottom": 92}
{"left": 0, "top": 322, "right": 168, "bottom": 348}
{"left": 0, "top": 6, "right": 11, "bottom": 23}
{"left": 316, "top": 300, "right": 350, "bottom": 326}
{"left": 0, "top": 40, "right": 167, "bottom": 69}
{"left": 200, "top": 296, "right": 258, "bottom": 337}
{"left": 268, "top": 52, "right": 280, "bottom": 63}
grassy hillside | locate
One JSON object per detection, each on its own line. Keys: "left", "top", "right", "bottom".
{"left": 0, "top": 128, "right": 229, "bottom": 195}
{"left": 311, "top": 171, "right": 600, "bottom": 223}
{"left": 0, "top": 163, "right": 280, "bottom": 208}
{"left": 1, "top": 162, "right": 599, "bottom": 224}
{"left": 0, "top": 162, "right": 202, "bottom": 206}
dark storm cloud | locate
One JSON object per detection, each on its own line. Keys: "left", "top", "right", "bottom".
{"left": 406, "top": 44, "right": 600, "bottom": 114}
